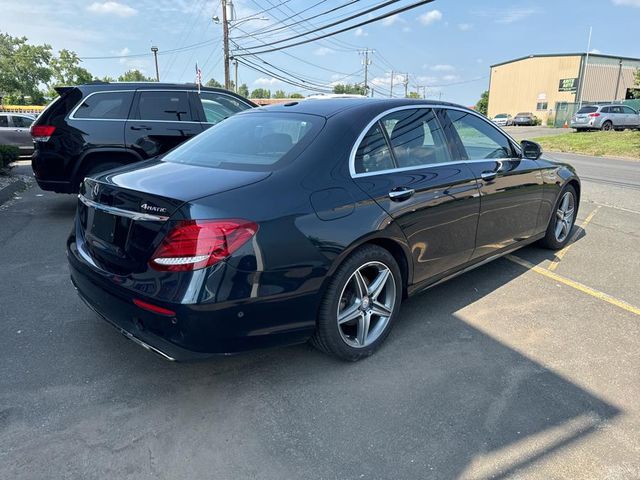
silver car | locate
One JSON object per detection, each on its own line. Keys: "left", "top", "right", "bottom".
{"left": 0, "top": 113, "right": 36, "bottom": 155}
{"left": 492, "top": 113, "right": 513, "bottom": 126}
{"left": 570, "top": 104, "right": 640, "bottom": 131}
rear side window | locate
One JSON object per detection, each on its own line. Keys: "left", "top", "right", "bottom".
{"left": 163, "top": 113, "right": 323, "bottom": 171}
{"left": 135, "top": 91, "right": 193, "bottom": 121}
{"left": 12, "top": 116, "right": 33, "bottom": 128}
{"left": 73, "top": 91, "right": 133, "bottom": 119}
{"left": 577, "top": 106, "right": 598, "bottom": 114}
{"left": 354, "top": 123, "right": 395, "bottom": 174}
{"left": 0, "top": 115, "right": 8, "bottom": 128}
{"left": 197, "top": 92, "right": 250, "bottom": 124}
{"left": 611, "top": 106, "right": 624, "bottom": 114}
{"left": 447, "top": 109, "right": 513, "bottom": 160}
{"left": 382, "top": 108, "right": 450, "bottom": 168}
{"left": 601, "top": 107, "right": 610, "bottom": 113}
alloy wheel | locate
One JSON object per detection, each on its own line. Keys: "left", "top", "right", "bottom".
{"left": 336, "top": 261, "right": 396, "bottom": 348}
{"left": 555, "top": 191, "right": 575, "bottom": 242}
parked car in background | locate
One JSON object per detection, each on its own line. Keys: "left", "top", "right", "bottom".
{"left": 68, "top": 98, "right": 580, "bottom": 362}
{"left": 0, "top": 113, "right": 35, "bottom": 156}
{"left": 570, "top": 104, "right": 640, "bottom": 131}
{"left": 513, "top": 112, "right": 537, "bottom": 126}
{"left": 492, "top": 113, "right": 513, "bottom": 126}
{"left": 31, "top": 82, "right": 256, "bottom": 193}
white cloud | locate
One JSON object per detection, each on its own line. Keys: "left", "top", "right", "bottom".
{"left": 115, "top": 47, "right": 130, "bottom": 64}
{"left": 382, "top": 14, "right": 403, "bottom": 26}
{"left": 87, "top": 1, "right": 137, "bottom": 17}
{"left": 370, "top": 72, "right": 407, "bottom": 89}
{"left": 590, "top": 48, "right": 601, "bottom": 54}
{"left": 457, "top": 23, "right": 472, "bottom": 31}
{"left": 416, "top": 75, "right": 438, "bottom": 84}
{"left": 476, "top": 58, "right": 483, "bottom": 64}
{"left": 254, "top": 77, "right": 281, "bottom": 86}
{"left": 418, "top": 10, "right": 442, "bottom": 26}
{"left": 354, "top": 27, "right": 368, "bottom": 37}
{"left": 402, "top": 26, "right": 412, "bottom": 33}
{"left": 611, "top": 0, "right": 640, "bottom": 6}
{"left": 442, "top": 74, "right": 460, "bottom": 82}
{"left": 313, "top": 47, "right": 333, "bottom": 56}
{"left": 430, "top": 64, "right": 455, "bottom": 72}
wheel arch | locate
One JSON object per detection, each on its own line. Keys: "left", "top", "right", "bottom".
{"left": 72, "top": 148, "right": 144, "bottom": 187}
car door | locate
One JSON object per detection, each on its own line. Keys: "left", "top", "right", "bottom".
{"left": 0, "top": 114, "right": 17, "bottom": 146}
{"left": 125, "top": 90, "right": 204, "bottom": 159}
{"left": 441, "top": 108, "right": 544, "bottom": 260}
{"left": 351, "top": 107, "right": 480, "bottom": 284}
{"left": 192, "top": 91, "right": 252, "bottom": 131}
{"left": 610, "top": 106, "right": 624, "bottom": 127}
{"left": 622, "top": 106, "right": 639, "bottom": 127}
{"left": 9, "top": 115, "right": 35, "bottom": 152}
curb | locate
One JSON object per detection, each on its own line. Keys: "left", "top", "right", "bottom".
{"left": 0, "top": 177, "right": 29, "bottom": 206}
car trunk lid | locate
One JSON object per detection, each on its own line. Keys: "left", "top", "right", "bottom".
{"left": 78, "top": 161, "right": 270, "bottom": 275}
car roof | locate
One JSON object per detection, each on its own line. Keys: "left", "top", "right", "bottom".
{"left": 254, "top": 98, "right": 470, "bottom": 119}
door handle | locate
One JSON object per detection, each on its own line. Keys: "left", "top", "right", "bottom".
{"left": 480, "top": 171, "right": 497, "bottom": 181}
{"left": 388, "top": 187, "right": 415, "bottom": 202}
{"left": 130, "top": 125, "right": 152, "bottom": 131}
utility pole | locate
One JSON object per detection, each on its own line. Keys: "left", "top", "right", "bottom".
{"left": 233, "top": 58, "right": 238, "bottom": 93}
{"left": 359, "top": 48, "right": 374, "bottom": 96}
{"left": 389, "top": 70, "right": 394, "bottom": 98}
{"left": 403, "top": 73, "right": 409, "bottom": 98}
{"left": 577, "top": 26, "right": 592, "bottom": 109}
{"left": 151, "top": 46, "right": 159, "bottom": 82}
{"left": 413, "top": 84, "right": 424, "bottom": 99}
{"left": 221, "top": 0, "right": 231, "bottom": 90}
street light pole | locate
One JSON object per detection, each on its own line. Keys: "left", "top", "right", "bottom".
{"left": 151, "top": 46, "right": 159, "bottom": 82}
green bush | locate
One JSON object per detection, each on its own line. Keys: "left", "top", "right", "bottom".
{"left": 546, "top": 116, "right": 555, "bottom": 127}
{"left": 0, "top": 145, "right": 20, "bottom": 167}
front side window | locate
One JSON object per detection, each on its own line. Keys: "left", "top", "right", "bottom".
{"left": 198, "top": 92, "right": 250, "bottom": 124}
{"left": 135, "top": 91, "right": 193, "bottom": 121}
{"left": 73, "top": 91, "right": 133, "bottom": 119}
{"left": 163, "top": 112, "right": 323, "bottom": 171}
{"left": 622, "top": 106, "right": 637, "bottom": 114}
{"left": 447, "top": 109, "right": 513, "bottom": 160}
{"left": 12, "top": 116, "right": 33, "bottom": 128}
{"left": 611, "top": 106, "right": 624, "bottom": 114}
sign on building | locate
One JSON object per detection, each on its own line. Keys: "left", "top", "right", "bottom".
{"left": 558, "top": 78, "right": 578, "bottom": 92}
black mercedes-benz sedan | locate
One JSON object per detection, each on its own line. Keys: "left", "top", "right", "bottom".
{"left": 68, "top": 98, "right": 580, "bottom": 361}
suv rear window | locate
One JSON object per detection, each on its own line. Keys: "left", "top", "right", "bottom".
{"left": 163, "top": 112, "right": 324, "bottom": 171}
{"left": 73, "top": 91, "right": 133, "bottom": 119}
{"left": 577, "top": 106, "right": 598, "bottom": 114}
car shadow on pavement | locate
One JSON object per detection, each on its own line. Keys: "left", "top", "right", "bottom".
{"left": 0, "top": 238, "right": 620, "bottom": 480}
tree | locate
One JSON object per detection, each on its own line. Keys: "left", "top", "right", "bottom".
{"left": 238, "top": 83, "right": 249, "bottom": 98}
{"left": 290, "top": 93, "right": 304, "bottom": 99}
{"left": 205, "top": 78, "right": 223, "bottom": 88}
{"left": 406, "top": 91, "right": 421, "bottom": 99}
{"left": 333, "top": 83, "right": 366, "bottom": 95}
{"left": 475, "top": 90, "right": 489, "bottom": 116}
{"left": 0, "top": 33, "right": 53, "bottom": 104}
{"left": 47, "top": 49, "right": 93, "bottom": 96}
{"left": 250, "top": 88, "right": 271, "bottom": 98}
{"left": 632, "top": 68, "right": 640, "bottom": 99}
{"left": 273, "top": 90, "right": 286, "bottom": 99}
{"left": 117, "top": 69, "right": 155, "bottom": 82}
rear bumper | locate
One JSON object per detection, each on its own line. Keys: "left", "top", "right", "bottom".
{"left": 67, "top": 239, "right": 318, "bottom": 361}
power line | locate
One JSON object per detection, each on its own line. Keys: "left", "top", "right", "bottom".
{"left": 234, "top": 0, "right": 435, "bottom": 56}
{"left": 236, "top": 57, "right": 333, "bottom": 93}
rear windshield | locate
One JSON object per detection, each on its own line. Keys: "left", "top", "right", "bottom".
{"left": 577, "top": 106, "right": 598, "bottom": 114}
{"left": 495, "top": 114, "right": 507, "bottom": 118}
{"left": 163, "top": 112, "right": 324, "bottom": 171}
{"left": 516, "top": 112, "right": 531, "bottom": 116}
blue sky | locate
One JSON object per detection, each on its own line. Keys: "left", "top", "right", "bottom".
{"left": 2, "top": 0, "right": 639, "bottom": 105}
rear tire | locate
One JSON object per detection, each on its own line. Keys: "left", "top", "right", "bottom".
{"left": 601, "top": 121, "right": 613, "bottom": 132}
{"left": 311, "top": 245, "right": 402, "bottom": 361}
{"left": 539, "top": 185, "right": 578, "bottom": 250}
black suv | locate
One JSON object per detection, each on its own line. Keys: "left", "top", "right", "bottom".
{"left": 31, "top": 83, "right": 255, "bottom": 193}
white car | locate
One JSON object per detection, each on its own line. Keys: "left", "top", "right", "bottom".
{"left": 492, "top": 113, "right": 513, "bottom": 126}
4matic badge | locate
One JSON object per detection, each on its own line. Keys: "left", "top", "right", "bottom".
{"left": 140, "top": 203, "right": 168, "bottom": 214}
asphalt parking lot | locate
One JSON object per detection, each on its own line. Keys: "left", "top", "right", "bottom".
{"left": 1, "top": 153, "right": 639, "bottom": 479}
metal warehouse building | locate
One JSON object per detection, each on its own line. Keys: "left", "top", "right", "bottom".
{"left": 487, "top": 53, "right": 640, "bottom": 126}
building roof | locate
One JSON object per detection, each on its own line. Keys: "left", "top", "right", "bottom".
{"left": 490, "top": 52, "right": 640, "bottom": 68}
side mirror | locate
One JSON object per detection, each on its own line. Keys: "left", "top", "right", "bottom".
{"left": 521, "top": 140, "right": 542, "bottom": 159}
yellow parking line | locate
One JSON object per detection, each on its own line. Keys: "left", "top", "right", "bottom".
{"left": 548, "top": 206, "right": 601, "bottom": 271}
{"left": 506, "top": 254, "right": 640, "bottom": 317}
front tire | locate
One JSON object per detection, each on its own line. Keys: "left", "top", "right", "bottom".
{"left": 311, "top": 245, "right": 402, "bottom": 361}
{"left": 539, "top": 185, "right": 578, "bottom": 250}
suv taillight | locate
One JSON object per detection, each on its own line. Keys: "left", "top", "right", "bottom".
{"left": 150, "top": 219, "right": 258, "bottom": 272}
{"left": 588, "top": 113, "right": 600, "bottom": 117}
{"left": 31, "top": 125, "right": 56, "bottom": 142}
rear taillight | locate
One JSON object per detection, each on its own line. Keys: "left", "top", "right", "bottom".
{"left": 588, "top": 113, "right": 600, "bottom": 117}
{"left": 150, "top": 219, "right": 258, "bottom": 272}
{"left": 30, "top": 125, "right": 56, "bottom": 142}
